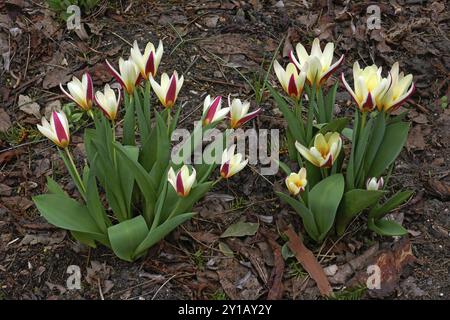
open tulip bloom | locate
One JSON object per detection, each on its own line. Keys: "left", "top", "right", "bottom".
{"left": 130, "top": 40, "right": 163, "bottom": 80}
{"left": 228, "top": 96, "right": 261, "bottom": 128}
{"left": 60, "top": 73, "right": 94, "bottom": 111}
{"left": 150, "top": 71, "right": 184, "bottom": 109}
{"left": 274, "top": 61, "right": 308, "bottom": 100}
{"left": 295, "top": 132, "right": 342, "bottom": 168}
{"left": 378, "top": 62, "right": 415, "bottom": 112}
{"left": 220, "top": 145, "right": 248, "bottom": 179}
{"left": 106, "top": 57, "right": 141, "bottom": 94}
{"left": 202, "top": 95, "right": 229, "bottom": 125}
{"left": 285, "top": 168, "right": 307, "bottom": 196}
{"left": 289, "top": 38, "right": 344, "bottom": 87}
{"left": 32, "top": 40, "right": 257, "bottom": 262}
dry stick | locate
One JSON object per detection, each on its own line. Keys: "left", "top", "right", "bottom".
{"left": 151, "top": 274, "right": 178, "bottom": 300}
{"left": 284, "top": 227, "right": 332, "bottom": 297}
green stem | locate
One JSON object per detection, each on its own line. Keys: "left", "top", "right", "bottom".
{"left": 361, "top": 111, "right": 367, "bottom": 130}
{"left": 167, "top": 110, "right": 172, "bottom": 135}
{"left": 111, "top": 120, "right": 117, "bottom": 168}
{"left": 212, "top": 177, "right": 223, "bottom": 187}
{"left": 64, "top": 147, "right": 86, "bottom": 195}
{"left": 320, "top": 167, "right": 329, "bottom": 179}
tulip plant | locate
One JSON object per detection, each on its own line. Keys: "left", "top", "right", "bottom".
{"left": 272, "top": 38, "right": 415, "bottom": 242}
{"left": 33, "top": 40, "right": 257, "bottom": 262}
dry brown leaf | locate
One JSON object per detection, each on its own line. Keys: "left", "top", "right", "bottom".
{"left": 0, "top": 108, "right": 11, "bottom": 132}
{"left": 285, "top": 227, "right": 332, "bottom": 296}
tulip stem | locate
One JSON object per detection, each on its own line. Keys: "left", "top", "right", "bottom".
{"left": 361, "top": 111, "right": 367, "bottom": 129}
{"left": 320, "top": 167, "right": 328, "bottom": 179}
{"left": 64, "top": 147, "right": 86, "bottom": 197}
{"left": 213, "top": 177, "right": 223, "bottom": 186}
{"left": 111, "top": 120, "right": 117, "bottom": 168}
{"left": 167, "top": 110, "right": 172, "bottom": 135}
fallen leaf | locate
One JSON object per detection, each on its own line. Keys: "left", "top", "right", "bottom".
{"left": 407, "top": 125, "right": 426, "bottom": 151}
{"left": 262, "top": 230, "right": 285, "bottom": 300}
{"left": 42, "top": 68, "right": 72, "bottom": 89}
{"left": 18, "top": 95, "right": 40, "bottom": 119}
{"left": 220, "top": 221, "right": 259, "bottom": 238}
{"left": 425, "top": 179, "right": 450, "bottom": 200}
{"left": 218, "top": 242, "right": 234, "bottom": 257}
{"left": 20, "top": 231, "right": 66, "bottom": 246}
{"left": 284, "top": 227, "right": 332, "bottom": 296}
{"left": 0, "top": 108, "right": 11, "bottom": 132}
{"left": 0, "top": 150, "right": 18, "bottom": 164}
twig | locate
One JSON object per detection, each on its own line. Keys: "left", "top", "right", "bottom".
{"left": 151, "top": 274, "right": 178, "bottom": 300}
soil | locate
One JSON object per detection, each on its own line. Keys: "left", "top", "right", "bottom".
{"left": 0, "top": 0, "right": 449, "bottom": 300}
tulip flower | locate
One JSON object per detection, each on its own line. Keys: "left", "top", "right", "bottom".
{"left": 341, "top": 62, "right": 390, "bottom": 112}
{"left": 228, "top": 96, "right": 261, "bottom": 129}
{"left": 95, "top": 84, "right": 121, "bottom": 121}
{"left": 106, "top": 58, "right": 140, "bottom": 94}
{"left": 60, "top": 73, "right": 94, "bottom": 111}
{"left": 366, "top": 177, "right": 384, "bottom": 191}
{"left": 202, "top": 95, "right": 229, "bottom": 125}
{"left": 273, "top": 61, "right": 308, "bottom": 100}
{"left": 295, "top": 132, "right": 342, "bottom": 168}
{"left": 168, "top": 165, "right": 196, "bottom": 197}
{"left": 130, "top": 40, "right": 163, "bottom": 80}
{"left": 37, "top": 111, "right": 70, "bottom": 148}
{"left": 220, "top": 145, "right": 248, "bottom": 179}
{"left": 289, "top": 38, "right": 344, "bottom": 87}
{"left": 285, "top": 168, "right": 307, "bottom": 196}
{"left": 150, "top": 71, "right": 184, "bottom": 108}
{"left": 378, "top": 62, "right": 415, "bottom": 112}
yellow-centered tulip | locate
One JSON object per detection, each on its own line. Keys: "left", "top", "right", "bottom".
{"left": 341, "top": 62, "right": 390, "bottom": 112}
{"left": 273, "top": 61, "right": 308, "bottom": 100}
{"left": 295, "top": 132, "right": 342, "bottom": 168}
{"left": 150, "top": 71, "right": 184, "bottom": 108}
{"left": 285, "top": 168, "right": 307, "bottom": 196}
{"left": 37, "top": 111, "right": 70, "bottom": 148}
{"left": 106, "top": 58, "right": 140, "bottom": 94}
{"left": 167, "top": 165, "right": 196, "bottom": 197}
{"left": 290, "top": 38, "right": 344, "bottom": 87}
{"left": 378, "top": 62, "right": 415, "bottom": 112}
{"left": 130, "top": 40, "right": 163, "bottom": 80}
{"left": 220, "top": 145, "right": 248, "bottom": 179}
{"left": 95, "top": 84, "right": 121, "bottom": 121}
{"left": 60, "top": 73, "right": 94, "bottom": 111}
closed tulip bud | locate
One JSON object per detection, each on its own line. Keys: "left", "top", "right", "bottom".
{"left": 95, "top": 84, "right": 121, "bottom": 121}
{"left": 228, "top": 96, "right": 261, "bottom": 129}
{"left": 168, "top": 165, "right": 196, "bottom": 197}
{"left": 106, "top": 58, "right": 140, "bottom": 94}
{"left": 220, "top": 145, "right": 248, "bottom": 179}
{"left": 378, "top": 62, "right": 415, "bottom": 113}
{"left": 202, "top": 95, "right": 229, "bottom": 125}
{"left": 130, "top": 40, "right": 163, "bottom": 80}
{"left": 289, "top": 38, "right": 344, "bottom": 87}
{"left": 60, "top": 73, "right": 94, "bottom": 111}
{"left": 366, "top": 177, "right": 384, "bottom": 191}
{"left": 150, "top": 71, "right": 184, "bottom": 109}
{"left": 285, "top": 168, "right": 307, "bottom": 196}
{"left": 341, "top": 62, "right": 390, "bottom": 112}
{"left": 274, "top": 61, "right": 308, "bottom": 100}
{"left": 295, "top": 132, "right": 342, "bottom": 168}
{"left": 37, "top": 111, "right": 70, "bottom": 148}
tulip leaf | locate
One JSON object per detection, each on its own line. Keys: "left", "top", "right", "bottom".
{"left": 324, "top": 83, "right": 338, "bottom": 122}
{"left": 117, "top": 145, "right": 139, "bottom": 219}
{"left": 364, "top": 112, "right": 386, "bottom": 173}
{"left": 368, "top": 218, "right": 407, "bottom": 236}
{"left": 220, "top": 221, "right": 259, "bottom": 238}
{"left": 268, "top": 85, "right": 306, "bottom": 145}
{"left": 346, "top": 111, "right": 359, "bottom": 190}
{"left": 369, "top": 190, "right": 413, "bottom": 220}
{"left": 354, "top": 118, "right": 373, "bottom": 186}
{"left": 276, "top": 159, "right": 291, "bottom": 176}
{"left": 276, "top": 191, "right": 320, "bottom": 241}
{"left": 108, "top": 215, "right": 149, "bottom": 262}
{"left": 309, "top": 174, "right": 345, "bottom": 242}
{"left": 319, "top": 117, "right": 349, "bottom": 136}
{"left": 71, "top": 231, "right": 97, "bottom": 248}
{"left": 134, "top": 212, "right": 195, "bottom": 257}
{"left": 123, "top": 93, "right": 135, "bottom": 146}
{"left": 367, "top": 122, "right": 409, "bottom": 178}
{"left": 86, "top": 170, "right": 111, "bottom": 233}
{"left": 58, "top": 149, "right": 86, "bottom": 201}
{"left": 33, "top": 194, "right": 103, "bottom": 236}
{"left": 134, "top": 89, "right": 150, "bottom": 141}
{"left": 46, "top": 176, "right": 66, "bottom": 196}
{"left": 336, "top": 189, "right": 385, "bottom": 236}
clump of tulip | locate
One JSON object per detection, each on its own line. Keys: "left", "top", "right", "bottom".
{"left": 33, "top": 39, "right": 257, "bottom": 262}
{"left": 272, "top": 38, "right": 414, "bottom": 242}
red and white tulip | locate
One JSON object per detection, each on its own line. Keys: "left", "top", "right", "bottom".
{"left": 220, "top": 145, "right": 248, "bottom": 179}
{"left": 95, "top": 84, "right": 121, "bottom": 121}
{"left": 228, "top": 96, "right": 261, "bottom": 129}
{"left": 202, "top": 95, "right": 229, "bottom": 125}
{"left": 378, "top": 62, "right": 415, "bottom": 112}
{"left": 37, "top": 111, "right": 70, "bottom": 148}
{"left": 290, "top": 38, "right": 344, "bottom": 87}
{"left": 295, "top": 132, "right": 342, "bottom": 168}
{"left": 130, "top": 40, "right": 163, "bottom": 80}
{"left": 150, "top": 71, "right": 184, "bottom": 109}
{"left": 168, "top": 165, "right": 196, "bottom": 197}
{"left": 60, "top": 73, "right": 94, "bottom": 111}
{"left": 366, "top": 177, "right": 384, "bottom": 191}
{"left": 274, "top": 61, "right": 307, "bottom": 100}
{"left": 106, "top": 58, "right": 140, "bottom": 94}
{"left": 285, "top": 168, "right": 308, "bottom": 196}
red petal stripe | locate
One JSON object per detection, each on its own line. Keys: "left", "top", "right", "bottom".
{"left": 221, "top": 161, "right": 230, "bottom": 178}
{"left": 176, "top": 171, "right": 184, "bottom": 195}
{"left": 86, "top": 72, "right": 94, "bottom": 103}
{"left": 52, "top": 112, "right": 68, "bottom": 144}
{"left": 105, "top": 60, "right": 126, "bottom": 90}
{"left": 165, "top": 74, "right": 177, "bottom": 106}
{"left": 236, "top": 108, "right": 261, "bottom": 127}
{"left": 145, "top": 51, "right": 155, "bottom": 78}
{"left": 205, "top": 96, "right": 222, "bottom": 122}
{"left": 288, "top": 74, "right": 298, "bottom": 97}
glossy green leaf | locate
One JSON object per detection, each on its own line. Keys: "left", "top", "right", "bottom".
{"left": 86, "top": 170, "right": 110, "bottom": 233}
{"left": 369, "top": 190, "right": 413, "bottom": 220}
{"left": 364, "top": 112, "right": 386, "bottom": 173}
{"left": 166, "top": 182, "right": 214, "bottom": 220}
{"left": 33, "top": 194, "right": 102, "bottom": 235}
{"left": 122, "top": 94, "right": 135, "bottom": 146}
{"left": 368, "top": 218, "right": 407, "bottom": 236}
{"left": 309, "top": 174, "right": 344, "bottom": 241}
{"left": 319, "top": 117, "right": 349, "bottom": 136}
{"left": 117, "top": 145, "right": 139, "bottom": 219}
{"left": 336, "top": 189, "right": 385, "bottom": 236}
{"left": 108, "top": 215, "right": 149, "bottom": 262}
{"left": 46, "top": 176, "right": 66, "bottom": 196}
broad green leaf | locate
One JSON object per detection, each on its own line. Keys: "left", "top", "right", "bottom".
{"left": 336, "top": 189, "right": 385, "bottom": 236}
{"left": 354, "top": 118, "right": 373, "bottom": 186}
{"left": 117, "top": 145, "right": 139, "bottom": 219}
{"left": 108, "top": 215, "right": 149, "bottom": 262}
{"left": 218, "top": 242, "right": 234, "bottom": 257}
{"left": 319, "top": 117, "right": 349, "bottom": 136}
{"left": 368, "top": 122, "right": 409, "bottom": 178}
{"left": 134, "top": 212, "right": 195, "bottom": 256}
{"left": 86, "top": 171, "right": 110, "bottom": 233}
{"left": 309, "top": 174, "right": 344, "bottom": 241}
{"left": 368, "top": 218, "right": 407, "bottom": 236}
{"left": 276, "top": 159, "right": 291, "bottom": 175}
{"left": 276, "top": 191, "right": 319, "bottom": 241}
{"left": 71, "top": 231, "right": 97, "bottom": 248}
{"left": 122, "top": 94, "right": 135, "bottom": 146}
{"left": 369, "top": 190, "right": 413, "bottom": 220}
{"left": 324, "top": 82, "right": 338, "bottom": 122}
{"left": 46, "top": 176, "right": 66, "bottom": 196}
{"left": 58, "top": 149, "right": 86, "bottom": 201}
{"left": 364, "top": 112, "right": 386, "bottom": 173}
{"left": 346, "top": 112, "right": 359, "bottom": 190}
{"left": 220, "top": 221, "right": 259, "bottom": 238}
{"left": 166, "top": 182, "right": 214, "bottom": 220}
{"left": 134, "top": 89, "right": 150, "bottom": 141}
{"left": 33, "top": 194, "right": 102, "bottom": 235}
{"left": 150, "top": 179, "right": 168, "bottom": 230}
